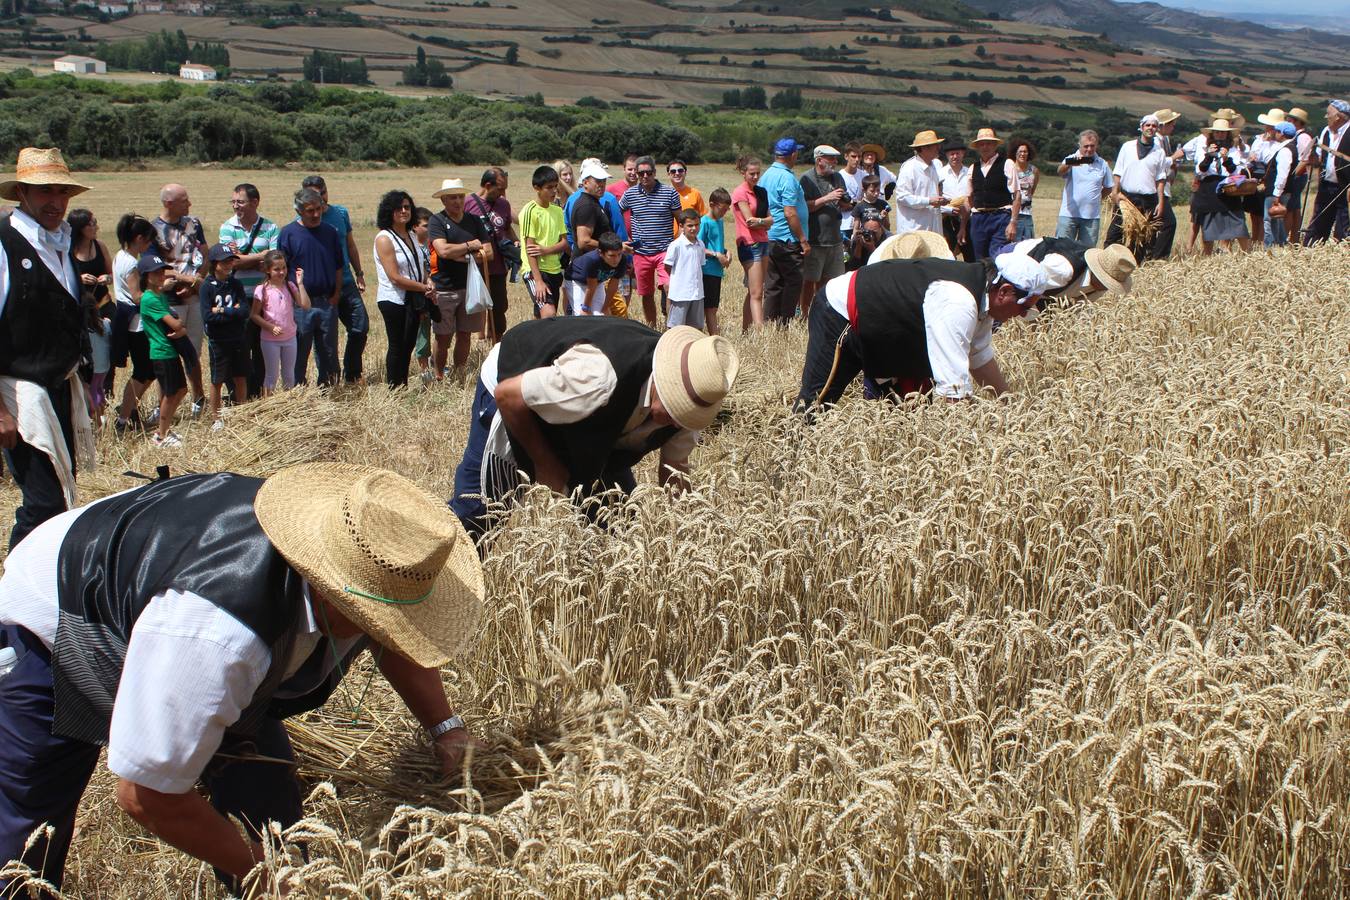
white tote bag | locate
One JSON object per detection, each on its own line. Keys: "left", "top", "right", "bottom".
{"left": 464, "top": 254, "right": 493, "bottom": 315}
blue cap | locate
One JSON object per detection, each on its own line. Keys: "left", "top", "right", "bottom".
{"left": 1330, "top": 99, "right": 1350, "bottom": 115}
{"left": 137, "top": 251, "right": 172, "bottom": 275}
{"left": 773, "top": 137, "right": 806, "bottom": 157}
{"left": 1274, "top": 121, "right": 1296, "bottom": 138}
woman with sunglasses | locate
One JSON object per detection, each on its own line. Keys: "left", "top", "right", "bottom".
{"left": 372, "top": 190, "right": 432, "bottom": 387}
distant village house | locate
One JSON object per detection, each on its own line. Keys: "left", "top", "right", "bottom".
{"left": 179, "top": 62, "right": 216, "bottom": 80}
{"left": 98, "top": 0, "right": 129, "bottom": 13}
{"left": 53, "top": 55, "right": 106, "bottom": 75}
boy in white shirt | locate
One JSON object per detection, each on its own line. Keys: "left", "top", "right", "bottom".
{"left": 663, "top": 209, "right": 706, "bottom": 330}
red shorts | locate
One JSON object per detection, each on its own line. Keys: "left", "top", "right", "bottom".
{"left": 632, "top": 251, "right": 667, "bottom": 296}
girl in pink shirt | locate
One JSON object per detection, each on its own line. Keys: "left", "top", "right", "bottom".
{"left": 250, "top": 250, "right": 310, "bottom": 394}
{"left": 731, "top": 156, "right": 772, "bottom": 328}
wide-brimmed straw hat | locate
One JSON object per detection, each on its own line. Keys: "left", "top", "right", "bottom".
{"left": 1152, "top": 108, "right": 1181, "bottom": 125}
{"left": 1287, "top": 107, "right": 1310, "bottom": 124}
{"left": 970, "top": 128, "right": 1003, "bottom": 145}
{"left": 909, "top": 130, "right": 942, "bottom": 148}
{"left": 255, "top": 463, "right": 485, "bottom": 668}
{"left": 1211, "top": 108, "right": 1247, "bottom": 130}
{"left": 1084, "top": 244, "right": 1136, "bottom": 295}
{"left": 652, "top": 327, "right": 739, "bottom": 431}
{"left": 868, "top": 230, "right": 954, "bottom": 265}
{"left": 860, "top": 143, "right": 887, "bottom": 162}
{"left": 1203, "top": 118, "right": 1238, "bottom": 136}
{"left": 1256, "top": 108, "right": 1286, "bottom": 127}
{"left": 431, "top": 177, "right": 468, "bottom": 199}
{"left": 0, "top": 147, "right": 89, "bottom": 202}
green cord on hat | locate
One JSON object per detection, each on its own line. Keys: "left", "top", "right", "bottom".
{"left": 343, "top": 585, "right": 432, "bottom": 605}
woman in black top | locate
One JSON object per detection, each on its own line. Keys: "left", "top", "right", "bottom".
{"left": 68, "top": 208, "right": 114, "bottom": 421}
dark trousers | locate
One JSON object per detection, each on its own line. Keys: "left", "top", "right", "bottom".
{"left": 1306, "top": 179, "right": 1350, "bottom": 245}
{"left": 245, "top": 319, "right": 265, "bottom": 399}
{"left": 793, "top": 297, "right": 863, "bottom": 415}
{"left": 969, "top": 210, "right": 1011, "bottom": 260}
{"left": 3, "top": 385, "right": 74, "bottom": 550}
{"left": 487, "top": 272, "right": 509, "bottom": 339}
{"left": 942, "top": 214, "right": 974, "bottom": 261}
{"left": 1104, "top": 192, "right": 1158, "bottom": 260}
{"left": 1150, "top": 196, "right": 1177, "bottom": 260}
{"left": 336, "top": 282, "right": 369, "bottom": 383}
{"left": 377, "top": 299, "right": 421, "bottom": 388}
{"left": 764, "top": 240, "right": 803, "bottom": 325}
{"left": 450, "top": 379, "right": 637, "bottom": 542}
{"left": 0, "top": 624, "right": 302, "bottom": 896}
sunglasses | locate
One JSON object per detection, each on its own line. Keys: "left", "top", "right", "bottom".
{"left": 668, "top": 167, "right": 686, "bottom": 174}
{"left": 637, "top": 169, "right": 655, "bottom": 176}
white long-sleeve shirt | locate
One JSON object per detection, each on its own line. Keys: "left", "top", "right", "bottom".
{"left": 893, "top": 156, "right": 942, "bottom": 234}
{"left": 1267, "top": 140, "right": 1295, "bottom": 196}
{"left": 937, "top": 162, "right": 971, "bottom": 215}
{"left": 1113, "top": 140, "right": 1169, "bottom": 195}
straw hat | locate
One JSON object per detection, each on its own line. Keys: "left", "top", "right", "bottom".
{"left": 1211, "top": 108, "right": 1247, "bottom": 130}
{"left": 909, "top": 130, "right": 942, "bottom": 148}
{"left": 860, "top": 143, "right": 887, "bottom": 163}
{"left": 1084, "top": 244, "right": 1136, "bottom": 295}
{"left": 1287, "top": 107, "right": 1310, "bottom": 124}
{"left": 0, "top": 147, "right": 89, "bottom": 202}
{"left": 1256, "top": 108, "right": 1286, "bottom": 127}
{"left": 1202, "top": 118, "right": 1238, "bottom": 136}
{"left": 868, "top": 230, "right": 954, "bottom": 264}
{"left": 255, "top": 463, "right": 485, "bottom": 668}
{"left": 1152, "top": 108, "right": 1181, "bottom": 125}
{"left": 651, "top": 327, "right": 739, "bottom": 431}
{"left": 970, "top": 128, "right": 1003, "bottom": 146}
{"left": 431, "top": 177, "right": 468, "bottom": 199}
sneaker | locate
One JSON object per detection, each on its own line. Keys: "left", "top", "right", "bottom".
{"left": 420, "top": 370, "right": 435, "bottom": 387}
{"left": 150, "top": 432, "right": 183, "bottom": 448}
{"left": 114, "top": 417, "right": 132, "bottom": 435}
{"left": 211, "top": 419, "right": 225, "bottom": 432}
{"left": 190, "top": 398, "right": 205, "bottom": 418}
{"left": 145, "top": 408, "right": 160, "bottom": 427}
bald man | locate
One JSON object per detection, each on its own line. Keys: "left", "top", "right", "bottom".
{"left": 152, "top": 183, "right": 208, "bottom": 414}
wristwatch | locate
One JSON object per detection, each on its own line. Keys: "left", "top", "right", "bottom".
{"left": 428, "top": 715, "right": 465, "bottom": 739}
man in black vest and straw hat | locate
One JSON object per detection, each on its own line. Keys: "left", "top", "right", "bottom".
{"left": 449, "top": 318, "right": 739, "bottom": 539}
{"left": 0, "top": 147, "right": 95, "bottom": 549}
{"left": 0, "top": 463, "right": 486, "bottom": 895}
{"left": 793, "top": 253, "right": 1049, "bottom": 413}
{"left": 997, "top": 238, "right": 1137, "bottom": 313}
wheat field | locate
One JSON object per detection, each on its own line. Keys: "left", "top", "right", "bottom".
{"left": 1, "top": 174, "right": 1347, "bottom": 897}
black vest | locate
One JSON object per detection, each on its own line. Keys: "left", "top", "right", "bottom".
{"left": 970, "top": 153, "right": 1012, "bottom": 209}
{"left": 1025, "top": 236, "right": 1090, "bottom": 286}
{"left": 497, "top": 317, "right": 677, "bottom": 488}
{"left": 51, "top": 473, "right": 353, "bottom": 745}
{"left": 851, "top": 258, "right": 991, "bottom": 380}
{"left": 1263, "top": 143, "right": 1294, "bottom": 196}
{"left": 0, "top": 217, "right": 85, "bottom": 391}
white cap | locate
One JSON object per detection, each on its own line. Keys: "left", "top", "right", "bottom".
{"left": 994, "top": 253, "right": 1049, "bottom": 300}
{"left": 1037, "top": 253, "right": 1074, "bottom": 290}
{"left": 579, "top": 160, "right": 610, "bottom": 182}
{"left": 814, "top": 144, "right": 841, "bottom": 159}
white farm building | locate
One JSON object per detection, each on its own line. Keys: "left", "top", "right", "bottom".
{"left": 179, "top": 63, "right": 217, "bottom": 81}
{"left": 53, "top": 55, "right": 106, "bottom": 75}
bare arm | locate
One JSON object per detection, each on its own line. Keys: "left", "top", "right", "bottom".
{"left": 971, "top": 358, "right": 1009, "bottom": 396}
{"left": 375, "top": 646, "right": 478, "bottom": 773}
{"left": 116, "top": 781, "right": 261, "bottom": 885}
{"left": 574, "top": 223, "right": 598, "bottom": 254}
{"left": 345, "top": 228, "right": 365, "bottom": 291}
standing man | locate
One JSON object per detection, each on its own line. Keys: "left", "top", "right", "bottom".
{"left": 760, "top": 137, "right": 810, "bottom": 326}
{"left": 1306, "top": 99, "right": 1350, "bottom": 245}
{"left": 429, "top": 178, "right": 493, "bottom": 378}
{"left": 838, "top": 142, "right": 866, "bottom": 247}
{"left": 799, "top": 145, "right": 850, "bottom": 318}
{"left": 937, "top": 138, "right": 972, "bottom": 260}
{"left": 449, "top": 318, "right": 739, "bottom": 539}
{"left": 0, "top": 148, "right": 91, "bottom": 548}
{"left": 1106, "top": 115, "right": 1169, "bottom": 260}
{"left": 218, "top": 183, "right": 280, "bottom": 398}
{"left": 277, "top": 188, "right": 342, "bottom": 387}
{"left": 153, "top": 182, "right": 208, "bottom": 414}
{"left": 619, "top": 155, "right": 681, "bottom": 326}
{"left": 893, "top": 130, "right": 945, "bottom": 236}
{"left": 967, "top": 128, "right": 1022, "bottom": 259}
{"left": 1285, "top": 107, "right": 1316, "bottom": 244}
{"left": 0, "top": 464, "right": 485, "bottom": 896}
{"left": 1055, "top": 129, "right": 1113, "bottom": 247}
{"left": 793, "top": 254, "right": 1049, "bottom": 412}
{"left": 466, "top": 167, "right": 519, "bottom": 341}
{"left": 298, "top": 175, "right": 368, "bottom": 385}
{"left": 1150, "top": 109, "right": 1183, "bottom": 259}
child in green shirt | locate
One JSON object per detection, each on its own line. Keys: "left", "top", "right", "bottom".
{"left": 137, "top": 252, "right": 189, "bottom": 447}
{"left": 520, "top": 164, "right": 569, "bottom": 318}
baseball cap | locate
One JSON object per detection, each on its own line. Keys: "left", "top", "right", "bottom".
{"left": 207, "top": 243, "right": 239, "bottom": 263}
{"left": 773, "top": 137, "right": 806, "bottom": 157}
{"left": 579, "top": 160, "right": 610, "bottom": 182}
{"left": 1274, "top": 121, "right": 1296, "bottom": 138}
{"left": 814, "top": 144, "right": 841, "bottom": 159}
{"left": 137, "top": 252, "right": 172, "bottom": 275}
{"left": 994, "top": 253, "right": 1049, "bottom": 301}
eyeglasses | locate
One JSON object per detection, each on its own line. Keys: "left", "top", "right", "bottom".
{"left": 668, "top": 167, "right": 686, "bottom": 174}
{"left": 637, "top": 169, "right": 655, "bottom": 176}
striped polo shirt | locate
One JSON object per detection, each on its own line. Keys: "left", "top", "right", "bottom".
{"left": 619, "top": 181, "right": 681, "bottom": 256}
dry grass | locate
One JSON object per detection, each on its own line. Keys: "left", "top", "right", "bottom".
{"left": 2, "top": 218, "right": 1346, "bottom": 897}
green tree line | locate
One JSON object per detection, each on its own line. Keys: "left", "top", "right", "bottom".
{"left": 92, "top": 29, "right": 230, "bottom": 74}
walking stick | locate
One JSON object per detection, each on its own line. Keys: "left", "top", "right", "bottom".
{"left": 478, "top": 250, "right": 495, "bottom": 343}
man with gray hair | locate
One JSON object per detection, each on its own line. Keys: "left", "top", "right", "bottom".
{"left": 1055, "top": 130, "right": 1113, "bottom": 246}
{"left": 152, "top": 182, "right": 208, "bottom": 414}
{"left": 1306, "top": 99, "right": 1350, "bottom": 245}
{"left": 277, "top": 187, "right": 342, "bottom": 386}
{"left": 296, "top": 175, "right": 366, "bottom": 385}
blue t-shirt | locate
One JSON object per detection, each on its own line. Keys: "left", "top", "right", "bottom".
{"left": 321, "top": 204, "right": 355, "bottom": 287}
{"left": 567, "top": 249, "right": 623, "bottom": 284}
{"left": 1059, "top": 156, "right": 1114, "bottom": 219}
{"left": 697, "top": 214, "right": 725, "bottom": 277}
{"left": 760, "top": 161, "right": 808, "bottom": 243}
{"left": 277, "top": 221, "right": 343, "bottom": 299}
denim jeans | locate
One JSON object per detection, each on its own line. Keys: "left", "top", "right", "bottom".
{"left": 1263, "top": 193, "right": 1290, "bottom": 247}
{"left": 294, "top": 301, "right": 339, "bottom": 386}
{"left": 336, "top": 282, "right": 369, "bottom": 382}
{"left": 1055, "top": 215, "right": 1102, "bottom": 247}
{"left": 1014, "top": 213, "right": 1035, "bottom": 241}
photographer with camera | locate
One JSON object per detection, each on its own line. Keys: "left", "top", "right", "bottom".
{"left": 465, "top": 168, "right": 518, "bottom": 342}
{"left": 1055, "top": 130, "right": 1113, "bottom": 247}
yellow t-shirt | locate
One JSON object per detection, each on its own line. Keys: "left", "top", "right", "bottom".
{"left": 520, "top": 200, "right": 567, "bottom": 276}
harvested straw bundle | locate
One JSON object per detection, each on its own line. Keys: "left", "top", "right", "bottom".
{"left": 1115, "top": 197, "right": 1159, "bottom": 247}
